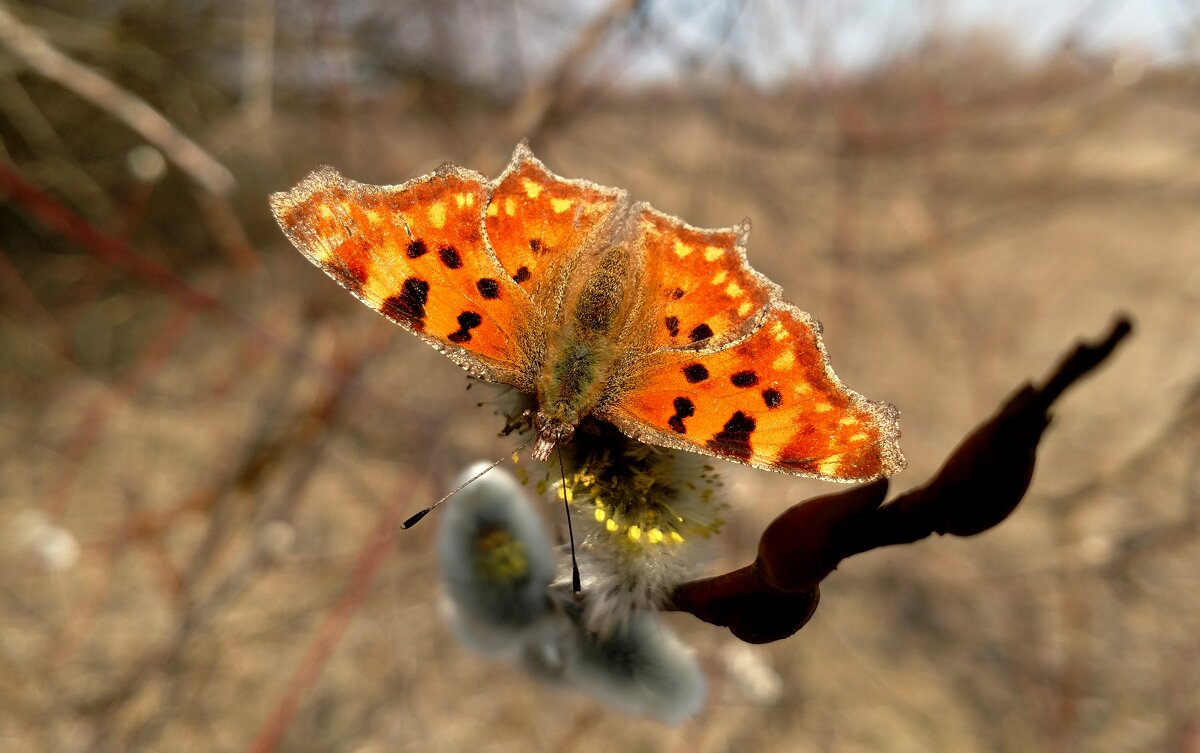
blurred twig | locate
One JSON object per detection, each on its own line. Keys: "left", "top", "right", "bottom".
{"left": 0, "top": 2, "right": 235, "bottom": 196}
{"left": 46, "top": 304, "right": 197, "bottom": 517}
{"left": 497, "top": 0, "right": 640, "bottom": 153}
{"left": 0, "top": 160, "right": 348, "bottom": 387}
{"left": 0, "top": 245, "right": 72, "bottom": 358}
{"left": 242, "top": 470, "right": 415, "bottom": 753}
{"left": 0, "top": 160, "right": 226, "bottom": 312}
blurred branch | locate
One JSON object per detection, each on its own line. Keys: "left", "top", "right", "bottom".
{"left": 0, "top": 160, "right": 347, "bottom": 385}
{"left": 0, "top": 2, "right": 235, "bottom": 196}
{"left": 499, "top": 0, "right": 640, "bottom": 149}
{"left": 241, "top": 0, "right": 276, "bottom": 129}
{"left": 0, "top": 71, "right": 116, "bottom": 215}
{"left": 0, "top": 160, "right": 225, "bottom": 312}
{"left": 242, "top": 470, "right": 414, "bottom": 753}
{"left": 0, "top": 245, "right": 72, "bottom": 358}
{"left": 669, "top": 314, "right": 1135, "bottom": 643}
{"left": 1098, "top": 418, "right": 1200, "bottom": 582}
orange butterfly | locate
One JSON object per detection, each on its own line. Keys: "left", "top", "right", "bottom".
{"left": 269, "top": 143, "right": 904, "bottom": 480}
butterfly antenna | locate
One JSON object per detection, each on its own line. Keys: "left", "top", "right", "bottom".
{"left": 557, "top": 446, "right": 583, "bottom": 594}
{"left": 401, "top": 436, "right": 534, "bottom": 530}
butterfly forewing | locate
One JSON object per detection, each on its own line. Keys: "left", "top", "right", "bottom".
{"left": 270, "top": 166, "right": 535, "bottom": 388}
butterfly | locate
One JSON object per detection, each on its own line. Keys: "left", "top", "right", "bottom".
{"left": 269, "top": 143, "right": 904, "bottom": 481}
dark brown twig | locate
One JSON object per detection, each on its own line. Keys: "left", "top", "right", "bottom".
{"left": 668, "top": 314, "right": 1134, "bottom": 643}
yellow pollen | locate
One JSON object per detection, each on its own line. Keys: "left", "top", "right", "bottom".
{"left": 849, "top": 432, "right": 869, "bottom": 442}
{"left": 703, "top": 246, "right": 723, "bottom": 262}
{"left": 511, "top": 452, "right": 520, "bottom": 463}
{"left": 648, "top": 528, "right": 664, "bottom": 543}
{"left": 738, "top": 301, "right": 753, "bottom": 316}
{"left": 670, "top": 531, "right": 685, "bottom": 543}
{"left": 557, "top": 486, "right": 574, "bottom": 503}
{"left": 427, "top": 203, "right": 446, "bottom": 229}
{"left": 550, "top": 197, "right": 573, "bottom": 213}
{"left": 627, "top": 525, "right": 643, "bottom": 541}
{"left": 487, "top": 202, "right": 499, "bottom": 217}
{"left": 673, "top": 240, "right": 694, "bottom": 258}
{"left": 522, "top": 179, "right": 542, "bottom": 199}
{"left": 839, "top": 417, "right": 858, "bottom": 426}
{"left": 725, "top": 282, "right": 744, "bottom": 298}
{"left": 772, "top": 351, "right": 795, "bottom": 370}
{"left": 594, "top": 508, "right": 606, "bottom": 522}
{"left": 504, "top": 197, "right": 516, "bottom": 216}
{"left": 815, "top": 402, "right": 833, "bottom": 413}
{"left": 606, "top": 519, "right": 618, "bottom": 532}
{"left": 711, "top": 270, "right": 728, "bottom": 284}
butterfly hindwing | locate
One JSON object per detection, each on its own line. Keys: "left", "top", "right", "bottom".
{"left": 634, "top": 205, "right": 779, "bottom": 351}
{"left": 270, "top": 165, "right": 536, "bottom": 388}
{"left": 485, "top": 144, "right": 628, "bottom": 301}
{"left": 602, "top": 303, "right": 903, "bottom": 481}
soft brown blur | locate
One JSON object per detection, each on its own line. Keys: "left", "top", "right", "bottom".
{"left": 1, "top": 2, "right": 1198, "bottom": 751}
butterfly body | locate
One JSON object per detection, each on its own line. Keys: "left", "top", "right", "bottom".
{"left": 270, "top": 144, "right": 905, "bottom": 480}
{"left": 531, "top": 230, "right": 645, "bottom": 459}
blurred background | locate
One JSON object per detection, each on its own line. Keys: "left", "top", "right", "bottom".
{"left": 2, "top": 1, "right": 1199, "bottom": 751}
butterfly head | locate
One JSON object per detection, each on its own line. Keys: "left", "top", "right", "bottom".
{"left": 531, "top": 410, "right": 576, "bottom": 462}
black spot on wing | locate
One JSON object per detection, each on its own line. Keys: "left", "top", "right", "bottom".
{"left": 731, "top": 370, "right": 760, "bottom": 387}
{"left": 381, "top": 278, "right": 430, "bottom": 330}
{"left": 448, "top": 310, "right": 483, "bottom": 343}
{"left": 670, "top": 288, "right": 685, "bottom": 300}
{"left": 664, "top": 316, "right": 680, "bottom": 337}
{"left": 406, "top": 240, "right": 428, "bottom": 258}
{"left": 476, "top": 278, "right": 500, "bottom": 299}
{"left": 762, "top": 388, "right": 783, "bottom": 408}
{"left": 438, "top": 246, "right": 463, "bottom": 269}
{"left": 682, "top": 363, "right": 709, "bottom": 383}
{"left": 706, "top": 411, "right": 756, "bottom": 460}
{"left": 689, "top": 323, "right": 714, "bottom": 342}
{"left": 668, "top": 396, "right": 695, "bottom": 434}
{"left": 513, "top": 266, "right": 531, "bottom": 283}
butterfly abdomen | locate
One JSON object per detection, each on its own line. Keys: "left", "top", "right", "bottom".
{"left": 531, "top": 245, "right": 638, "bottom": 459}
{"left": 550, "top": 339, "right": 599, "bottom": 408}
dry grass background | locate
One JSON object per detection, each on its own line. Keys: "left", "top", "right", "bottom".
{"left": 1, "top": 2, "right": 1199, "bottom": 751}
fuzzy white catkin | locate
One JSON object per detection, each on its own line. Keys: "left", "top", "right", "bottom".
{"left": 563, "top": 610, "right": 707, "bottom": 724}
{"left": 437, "top": 463, "right": 556, "bottom": 655}
{"left": 436, "top": 463, "right": 709, "bottom": 722}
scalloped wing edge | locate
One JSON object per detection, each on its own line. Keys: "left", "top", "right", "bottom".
{"left": 600, "top": 300, "right": 907, "bottom": 481}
